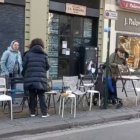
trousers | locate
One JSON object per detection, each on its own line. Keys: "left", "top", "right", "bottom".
{"left": 29, "top": 89, "right": 47, "bottom": 115}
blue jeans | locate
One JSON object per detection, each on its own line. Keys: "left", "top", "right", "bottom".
{"left": 104, "top": 77, "right": 117, "bottom": 100}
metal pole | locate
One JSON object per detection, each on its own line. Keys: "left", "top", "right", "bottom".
{"left": 103, "top": 19, "right": 111, "bottom": 109}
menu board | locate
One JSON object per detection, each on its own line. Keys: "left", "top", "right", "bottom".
{"left": 48, "top": 58, "right": 58, "bottom": 79}
{"left": 48, "top": 35, "right": 59, "bottom": 78}
{"left": 48, "top": 35, "right": 59, "bottom": 57}
{"left": 48, "top": 13, "right": 60, "bottom": 78}
{"left": 83, "top": 19, "right": 92, "bottom": 38}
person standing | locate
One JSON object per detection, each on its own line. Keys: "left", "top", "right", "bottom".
{"left": 0, "top": 40, "right": 22, "bottom": 103}
{"left": 22, "top": 38, "right": 50, "bottom": 117}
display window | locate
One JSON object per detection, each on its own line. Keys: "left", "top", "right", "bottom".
{"left": 118, "top": 35, "right": 140, "bottom": 69}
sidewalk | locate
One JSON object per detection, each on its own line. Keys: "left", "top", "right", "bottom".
{"left": 0, "top": 81, "right": 140, "bottom": 139}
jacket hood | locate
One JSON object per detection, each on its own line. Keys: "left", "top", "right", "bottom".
{"left": 30, "top": 45, "right": 46, "bottom": 54}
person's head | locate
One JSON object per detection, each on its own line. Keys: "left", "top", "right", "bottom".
{"left": 10, "top": 40, "right": 20, "bottom": 51}
{"left": 30, "top": 38, "right": 44, "bottom": 49}
{"left": 115, "top": 47, "right": 125, "bottom": 58}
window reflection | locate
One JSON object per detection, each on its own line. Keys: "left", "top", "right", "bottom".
{"left": 73, "top": 17, "right": 83, "bottom": 37}
{"left": 60, "top": 16, "right": 71, "bottom": 35}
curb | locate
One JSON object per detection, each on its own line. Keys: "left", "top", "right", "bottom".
{"left": 1, "top": 112, "right": 140, "bottom": 138}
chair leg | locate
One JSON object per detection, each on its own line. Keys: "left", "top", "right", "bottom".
{"left": 47, "top": 95, "right": 51, "bottom": 109}
{"left": 52, "top": 95, "right": 56, "bottom": 114}
{"left": 62, "top": 98, "right": 65, "bottom": 118}
{"left": 20, "top": 96, "right": 29, "bottom": 112}
{"left": 59, "top": 96, "right": 62, "bottom": 115}
{"left": 71, "top": 98, "right": 73, "bottom": 114}
{"left": 74, "top": 97, "right": 76, "bottom": 118}
{"left": 10, "top": 100, "right": 13, "bottom": 120}
{"left": 89, "top": 93, "right": 93, "bottom": 111}
{"left": 136, "top": 96, "right": 138, "bottom": 106}
{"left": 98, "top": 93, "right": 101, "bottom": 106}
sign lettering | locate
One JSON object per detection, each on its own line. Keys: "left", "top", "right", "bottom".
{"left": 124, "top": 17, "right": 140, "bottom": 27}
{"left": 66, "top": 3, "right": 86, "bottom": 16}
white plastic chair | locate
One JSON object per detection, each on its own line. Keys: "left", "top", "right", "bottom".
{"left": 59, "top": 90, "right": 76, "bottom": 118}
{"left": 0, "top": 77, "right": 13, "bottom": 120}
{"left": 63, "top": 76, "right": 86, "bottom": 106}
{"left": 45, "top": 77, "right": 58, "bottom": 114}
{"left": 87, "top": 90, "right": 100, "bottom": 111}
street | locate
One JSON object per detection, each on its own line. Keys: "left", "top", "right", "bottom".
{"left": 5, "top": 119, "right": 140, "bottom": 140}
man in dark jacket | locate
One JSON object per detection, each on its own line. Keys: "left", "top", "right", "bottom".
{"left": 22, "top": 38, "right": 50, "bottom": 117}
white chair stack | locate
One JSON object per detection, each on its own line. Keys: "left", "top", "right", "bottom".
{"left": 0, "top": 77, "right": 13, "bottom": 120}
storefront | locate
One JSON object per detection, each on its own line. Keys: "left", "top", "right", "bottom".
{"left": 48, "top": 0, "right": 100, "bottom": 79}
{"left": 115, "top": 0, "right": 140, "bottom": 70}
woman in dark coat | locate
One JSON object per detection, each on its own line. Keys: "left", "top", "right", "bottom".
{"left": 22, "top": 38, "right": 50, "bottom": 117}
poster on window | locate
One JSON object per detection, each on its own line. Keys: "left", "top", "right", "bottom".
{"left": 62, "top": 41, "right": 67, "bottom": 49}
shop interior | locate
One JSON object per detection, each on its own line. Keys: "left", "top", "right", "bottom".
{"left": 118, "top": 35, "right": 140, "bottom": 70}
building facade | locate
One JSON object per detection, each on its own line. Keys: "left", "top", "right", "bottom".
{"left": 0, "top": 0, "right": 25, "bottom": 56}
{"left": 102, "top": 0, "right": 140, "bottom": 70}
{"left": 25, "top": 0, "right": 101, "bottom": 79}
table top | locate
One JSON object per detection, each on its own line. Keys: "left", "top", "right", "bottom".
{"left": 117, "top": 75, "right": 140, "bottom": 80}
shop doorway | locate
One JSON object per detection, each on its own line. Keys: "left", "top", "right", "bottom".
{"left": 48, "top": 13, "right": 98, "bottom": 79}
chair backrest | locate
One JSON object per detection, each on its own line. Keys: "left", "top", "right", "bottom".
{"left": 0, "top": 77, "right": 7, "bottom": 94}
{"left": 79, "top": 74, "right": 95, "bottom": 86}
{"left": 47, "top": 77, "right": 53, "bottom": 91}
{"left": 63, "top": 76, "right": 78, "bottom": 91}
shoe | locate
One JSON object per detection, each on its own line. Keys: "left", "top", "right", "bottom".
{"left": 42, "top": 114, "right": 50, "bottom": 118}
{"left": 30, "top": 114, "right": 36, "bottom": 117}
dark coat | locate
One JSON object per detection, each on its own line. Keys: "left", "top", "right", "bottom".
{"left": 22, "top": 45, "right": 50, "bottom": 91}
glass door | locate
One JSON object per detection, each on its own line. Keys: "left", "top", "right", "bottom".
{"left": 48, "top": 12, "right": 97, "bottom": 79}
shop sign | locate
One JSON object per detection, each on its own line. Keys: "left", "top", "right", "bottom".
{"left": 124, "top": 17, "right": 140, "bottom": 27}
{"left": 115, "top": 11, "right": 140, "bottom": 33}
{"left": 66, "top": 3, "right": 86, "bottom": 16}
{"left": 0, "top": 0, "right": 4, "bottom": 3}
{"left": 119, "top": 0, "right": 140, "bottom": 11}
{"left": 105, "top": 10, "right": 118, "bottom": 20}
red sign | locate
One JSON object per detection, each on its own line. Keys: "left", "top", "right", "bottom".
{"left": 120, "top": 0, "right": 140, "bottom": 11}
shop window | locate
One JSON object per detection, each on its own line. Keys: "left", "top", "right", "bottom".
{"left": 118, "top": 35, "right": 140, "bottom": 70}
{"left": 72, "top": 17, "right": 83, "bottom": 37}
{"left": 60, "top": 15, "right": 71, "bottom": 35}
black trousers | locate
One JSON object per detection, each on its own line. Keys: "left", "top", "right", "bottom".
{"left": 29, "top": 89, "right": 47, "bottom": 115}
